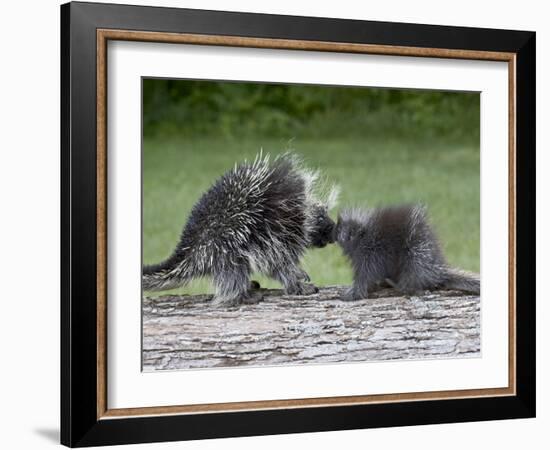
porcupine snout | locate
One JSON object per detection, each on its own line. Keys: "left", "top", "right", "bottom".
{"left": 309, "top": 208, "right": 336, "bottom": 248}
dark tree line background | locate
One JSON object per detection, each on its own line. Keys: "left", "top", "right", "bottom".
{"left": 143, "top": 79, "right": 479, "bottom": 141}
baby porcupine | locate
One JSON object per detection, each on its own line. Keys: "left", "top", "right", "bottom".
{"left": 143, "top": 153, "right": 338, "bottom": 306}
{"left": 334, "top": 204, "right": 480, "bottom": 301}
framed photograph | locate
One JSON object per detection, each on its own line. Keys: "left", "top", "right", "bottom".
{"left": 61, "top": 1, "right": 535, "bottom": 447}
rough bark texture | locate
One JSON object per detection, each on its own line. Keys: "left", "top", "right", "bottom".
{"left": 142, "top": 286, "right": 480, "bottom": 371}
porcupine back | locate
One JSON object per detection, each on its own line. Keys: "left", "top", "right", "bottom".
{"left": 142, "top": 153, "right": 323, "bottom": 291}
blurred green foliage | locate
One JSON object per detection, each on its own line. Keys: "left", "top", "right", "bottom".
{"left": 143, "top": 79, "right": 479, "bottom": 142}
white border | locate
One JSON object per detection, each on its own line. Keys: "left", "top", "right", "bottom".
{"left": 107, "top": 41, "right": 509, "bottom": 409}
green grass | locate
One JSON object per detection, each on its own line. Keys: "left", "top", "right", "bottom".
{"left": 143, "top": 136, "right": 479, "bottom": 296}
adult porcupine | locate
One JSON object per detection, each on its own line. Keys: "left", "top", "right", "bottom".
{"left": 334, "top": 204, "right": 480, "bottom": 301}
{"left": 143, "top": 153, "right": 338, "bottom": 306}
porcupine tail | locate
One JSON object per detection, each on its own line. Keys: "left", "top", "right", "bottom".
{"left": 442, "top": 267, "right": 480, "bottom": 294}
{"left": 142, "top": 251, "right": 193, "bottom": 292}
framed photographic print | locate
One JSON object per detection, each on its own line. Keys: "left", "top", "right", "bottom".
{"left": 60, "top": 1, "right": 536, "bottom": 447}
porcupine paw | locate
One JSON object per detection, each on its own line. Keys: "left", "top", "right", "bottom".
{"left": 241, "top": 290, "right": 264, "bottom": 305}
{"left": 341, "top": 287, "right": 367, "bottom": 301}
{"left": 249, "top": 280, "right": 261, "bottom": 290}
{"left": 287, "top": 282, "right": 319, "bottom": 296}
{"left": 301, "top": 283, "right": 319, "bottom": 295}
{"left": 211, "top": 291, "right": 264, "bottom": 307}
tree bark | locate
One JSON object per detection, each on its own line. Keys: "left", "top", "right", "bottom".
{"left": 142, "top": 286, "right": 480, "bottom": 371}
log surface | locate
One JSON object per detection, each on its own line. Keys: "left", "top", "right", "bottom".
{"left": 142, "top": 286, "right": 480, "bottom": 371}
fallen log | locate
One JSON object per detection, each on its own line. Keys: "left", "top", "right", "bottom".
{"left": 142, "top": 286, "right": 480, "bottom": 371}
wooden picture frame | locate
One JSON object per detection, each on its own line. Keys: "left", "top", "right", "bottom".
{"left": 61, "top": 1, "right": 535, "bottom": 447}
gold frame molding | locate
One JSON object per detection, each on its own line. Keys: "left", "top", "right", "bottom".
{"left": 96, "top": 29, "right": 516, "bottom": 420}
